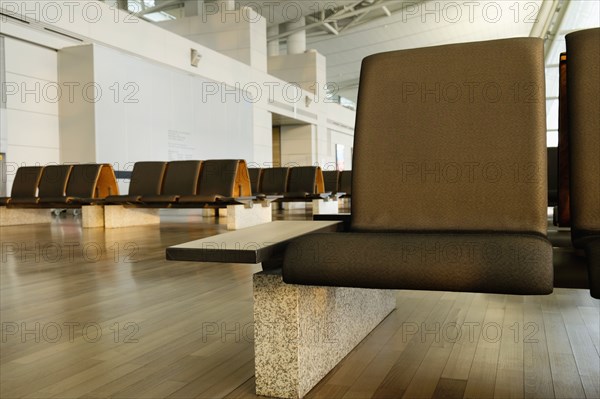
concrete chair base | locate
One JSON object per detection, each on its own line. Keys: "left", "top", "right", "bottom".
{"left": 253, "top": 270, "right": 396, "bottom": 399}
{"left": 103, "top": 205, "right": 160, "bottom": 229}
{"left": 226, "top": 203, "right": 272, "bottom": 230}
{"left": 81, "top": 205, "right": 105, "bottom": 228}
{"left": 312, "top": 199, "right": 339, "bottom": 215}
{"left": 0, "top": 207, "right": 52, "bottom": 226}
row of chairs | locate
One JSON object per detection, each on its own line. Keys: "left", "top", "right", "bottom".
{"left": 282, "top": 29, "right": 600, "bottom": 298}
{"left": 248, "top": 166, "right": 345, "bottom": 200}
{"left": 1, "top": 160, "right": 250, "bottom": 209}
{"left": 1, "top": 164, "right": 117, "bottom": 208}
{"left": 102, "top": 159, "right": 250, "bottom": 207}
{"left": 323, "top": 170, "right": 352, "bottom": 197}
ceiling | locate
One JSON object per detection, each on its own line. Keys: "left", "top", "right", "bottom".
{"left": 139, "top": 0, "right": 559, "bottom": 101}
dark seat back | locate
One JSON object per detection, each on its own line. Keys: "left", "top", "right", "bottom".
{"left": 197, "top": 160, "right": 250, "bottom": 198}
{"left": 566, "top": 28, "right": 600, "bottom": 246}
{"left": 248, "top": 168, "right": 262, "bottom": 194}
{"left": 162, "top": 161, "right": 202, "bottom": 196}
{"left": 323, "top": 170, "right": 340, "bottom": 193}
{"left": 65, "top": 164, "right": 102, "bottom": 198}
{"left": 287, "top": 166, "right": 324, "bottom": 195}
{"left": 260, "top": 167, "right": 289, "bottom": 194}
{"left": 38, "top": 165, "right": 73, "bottom": 198}
{"left": 128, "top": 162, "right": 167, "bottom": 196}
{"left": 351, "top": 38, "right": 548, "bottom": 234}
{"left": 547, "top": 147, "right": 558, "bottom": 207}
{"left": 10, "top": 166, "right": 44, "bottom": 198}
{"left": 339, "top": 171, "right": 352, "bottom": 195}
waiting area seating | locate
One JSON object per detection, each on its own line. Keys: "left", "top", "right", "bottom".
{"left": 167, "top": 36, "right": 557, "bottom": 399}
{"left": 564, "top": 28, "right": 600, "bottom": 298}
{"left": 283, "top": 37, "right": 554, "bottom": 295}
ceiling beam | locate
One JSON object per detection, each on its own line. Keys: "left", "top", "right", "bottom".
{"left": 135, "top": 0, "right": 182, "bottom": 17}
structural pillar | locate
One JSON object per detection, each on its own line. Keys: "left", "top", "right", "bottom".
{"left": 267, "top": 25, "right": 280, "bottom": 56}
{"left": 285, "top": 18, "right": 306, "bottom": 54}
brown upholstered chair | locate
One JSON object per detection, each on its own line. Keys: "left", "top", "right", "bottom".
{"left": 178, "top": 159, "right": 251, "bottom": 204}
{"left": 339, "top": 170, "right": 352, "bottom": 197}
{"left": 556, "top": 53, "right": 571, "bottom": 227}
{"left": 258, "top": 167, "right": 289, "bottom": 195}
{"left": 10, "top": 165, "right": 72, "bottom": 207}
{"left": 1, "top": 166, "right": 44, "bottom": 206}
{"left": 283, "top": 166, "right": 325, "bottom": 199}
{"left": 565, "top": 28, "right": 600, "bottom": 297}
{"left": 104, "top": 161, "right": 167, "bottom": 204}
{"left": 248, "top": 168, "right": 262, "bottom": 195}
{"left": 323, "top": 170, "right": 340, "bottom": 194}
{"left": 547, "top": 147, "right": 558, "bottom": 208}
{"left": 39, "top": 164, "right": 103, "bottom": 206}
{"left": 283, "top": 38, "right": 553, "bottom": 295}
{"left": 142, "top": 160, "right": 202, "bottom": 204}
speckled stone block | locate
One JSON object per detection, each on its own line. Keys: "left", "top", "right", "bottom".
{"left": 0, "top": 207, "right": 52, "bottom": 226}
{"left": 103, "top": 205, "right": 160, "bottom": 229}
{"left": 312, "top": 199, "right": 339, "bottom": 215}
{"left": 81, "top": 205, "right": 104, "bottom": 228}
{"left": 226, "top": 203, "right": 272, "bottom": 230}
{"left": 254, "top": 270, "right": 396, "bottom": 398}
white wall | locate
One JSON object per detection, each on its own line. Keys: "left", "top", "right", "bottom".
{"left": 58, "top": 43, "right": 254, "bottom": 167}
{"left": 2, "top": 37, "right": 60, "bottom": 192}
{"left": 0, "top": 0, "right": 356, "bottom": 181}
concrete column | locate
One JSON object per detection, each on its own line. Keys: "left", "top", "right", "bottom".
{"left": 285, "top": 18, "right": 306, "bottom": 54}
{"left": 267, "top": 25, "right": 280, "bottom": 56}
{"left": 219, "top": 0, "right": 236, "bottom": 11}
{"left": 184, "top": 0, "right": 203, "bottom": 17}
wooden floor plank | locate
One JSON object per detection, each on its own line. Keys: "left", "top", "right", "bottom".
{"left": 542, "top": 294, "right": 587, "bottom": 399}
{"left": 523, "top": 296, "right": 555, "bottom": 399}
{"left": 462, "top": 295, "right": 506, "bottom": 399}
{"left": 431, "top": 378, "right": 467, "bottom": 399}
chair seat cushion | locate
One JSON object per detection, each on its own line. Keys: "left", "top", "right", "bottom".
{"left": 283, "top": 232, "right": 553, "bottom": 295}
{"left": 142, "top": 195, "right": 179, "bottom": 203}
{"left": 178, "top": 194, "right": 227, "bottom": 204}
{"left": 283, "top": 191, "right": 310, "bottom": 199}
{"left": 8, "top": 197, "right": 39, "bottom": 205}
{"left": 104, "top": 195, "right": 142, "bottom": 204}
{"left": 39, "top": 197, "right": 73, "bottom": 204}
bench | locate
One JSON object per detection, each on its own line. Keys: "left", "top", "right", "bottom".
{"left": 166, "top": 220, "right": 396, "bottom": 399}
{"left": 1, "top": 164, "right": 118, "bottom": 227}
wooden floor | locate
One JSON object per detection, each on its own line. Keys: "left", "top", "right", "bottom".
{"left": 1, "top": 210, "right": 598, "bottom": 399}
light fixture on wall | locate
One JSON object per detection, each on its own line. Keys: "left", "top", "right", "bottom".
{"left": 191, "top": 49, "right": 201, "bottom": 67}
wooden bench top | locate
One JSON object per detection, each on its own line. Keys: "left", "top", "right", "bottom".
{"left": 166, "top": 221, "right": 341, "bottom": 264}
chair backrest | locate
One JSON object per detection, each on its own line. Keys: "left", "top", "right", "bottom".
{"left": 128, "top": 162, "right": 167, "bottom": 196}
{"left": 566, "top": 28, "right": 600, "bottom": 238}
{"left": 351, "top": 38, "right": 547, "bottom": 234}
{"left": 248, "top": 168, "right": 262, "bottom": 194}
{"left": 38, "top": 165, "right": 73, "bottom": 198}
{"left": 10, "top": 166, "right": 44, "bottom": 198}
{"left": 197, "top": 160, "right": 251, "bottom": 198}
{"left": 287, "top": 166, "right": 324, "bottom": 195}
{"left": 95, "top": 164, "right": 119, "bottom": 198}
{"left": 339, "top": 171, "right": 352, "bottom": 195}
{"left": 65, "top": 164, "right": 102, "bottom": 198}
{"left": 547, "top": 147, "right": 558, "bottom": 207}
{"left": 161, "top": 161, "right": 202, "bottom": 196}
{"left": 260, "top": 167, "right": 289, "bottom": 194}
{"left": 557, "top": 52, "right": 571, "bottom": 227}
{"left": 323, "top": 170, "right": 340, "bottom": 193}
